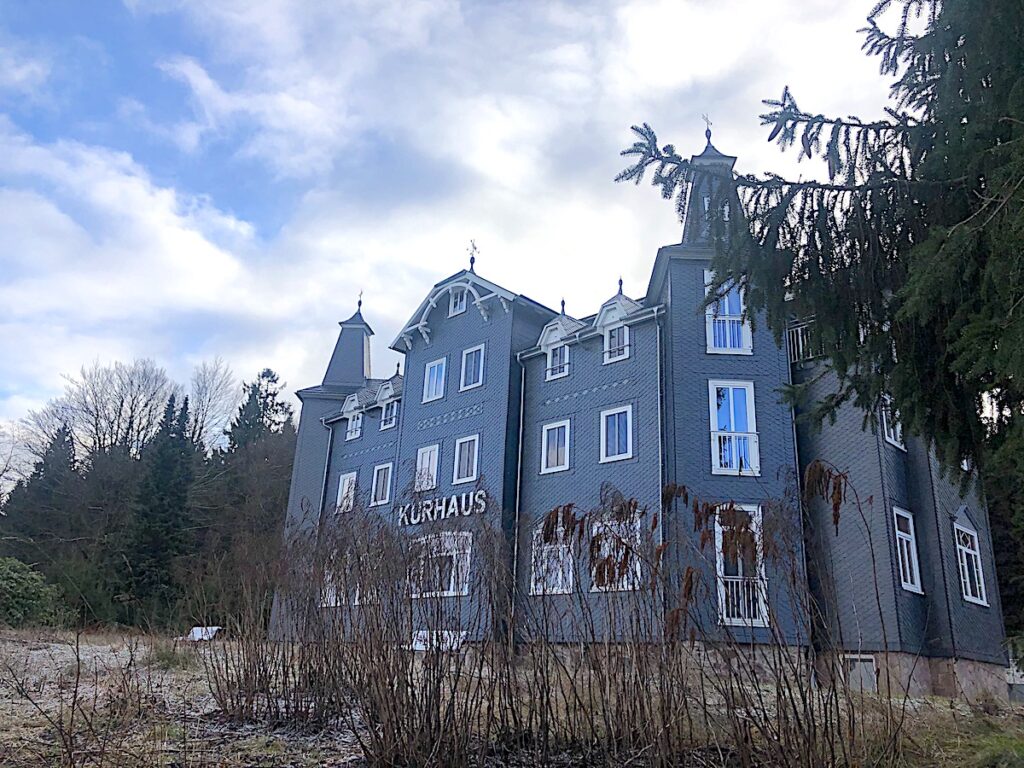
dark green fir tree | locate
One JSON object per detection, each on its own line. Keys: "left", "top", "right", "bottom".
{"left": 125, "top": 395, "right": 196, "bottom": 627}
{"left": 617, "top": 0, "right": 1024, "bottom": 630}
{"left": 226, "top": 368, "right": 294, "bottom": 451}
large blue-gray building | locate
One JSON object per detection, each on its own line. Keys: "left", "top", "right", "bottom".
{"left": 275, "top": 134, "right": 1007, "bottom": 699}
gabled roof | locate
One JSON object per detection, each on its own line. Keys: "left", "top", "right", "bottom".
{"left": 594, "top": 292, "right": 643, "bottom": 329}
{"left": 537, "top": 313, "right": 587, "bottom": 348}
{"left": 390, "top": 269, "right": 518, "bottom": 352}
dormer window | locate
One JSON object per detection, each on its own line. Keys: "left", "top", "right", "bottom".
{"left": 604, "top": 325, "right": 630, "bottom": 363}
{"left": 449, "top": 288, "right": 468, "bottom": 317}
{"left": 546, "top": 344, "right": 569, "bottom": 380}
{"left": 380, "top": 400, "right": 398, "bottom": 430}
{"left": 346, "top": 413, "right": 363, "bottom": 440}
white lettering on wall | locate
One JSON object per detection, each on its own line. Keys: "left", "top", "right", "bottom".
{"left": 396, "top": 489, "right": 488, "bottom": 526}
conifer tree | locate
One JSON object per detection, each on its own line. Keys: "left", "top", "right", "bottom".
{"left": 226, "top": 369, "right": 294, "bottom": 451}
{"left": 617, "top": 0, "right": 1024, "bottom": 628}
{"left": 125, "top": 395, "right": 196, "bottom": 627}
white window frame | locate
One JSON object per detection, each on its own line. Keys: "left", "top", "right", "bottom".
{"left": 452, "top": 434, "right": 480, "bottom": 485}
{"left": 708, "top": 380, "right": 760, "bottom": 476}
{"left": 369, "top": 462, "right": 393, "bottom": 507}
{"left": 540, "top": 419, "right": 570, "bottom": 474}
{"left": 422, "top": 357, "right": 446, "bottom": 403}
{"left": 704, "top": 269, "right": 752, "bottom": 355}
{"left": 714, "top": 504, "right": 769, "bottom": 627}
{"left": 380, "top": 399, "right": 398, "bottom": 430}
{"left": 448, "top": 288, "right": 468, "bottom": 317}
{"left": 589, "top": 517, "right": 641, "bottom": 592}
{"left": 345, "top": 412, "right": 363, "bottom": 440}
{"left": 410, "top": 531, "right": 472, "bottom": 598}
{"left": 603, "top": 323, "right": 630, "bottom": 364}
{"left": 893, "top": 506, "right": 923, "bottom": 594}
{"left": 530, "top": 524, "right": 573, "bottom": 595}
{"left": 546, "top": 344, "right": 569, "bottom": 381}
{"left": 336, "top": 471, "right": 357, "bottom": 514}
{"left": 954, "top": 522, "right": 988, "bottom": 606}
{"left": 415, "top": 444, "right": 440, "bottom": 492}
{"left": 599, "top": 405, "right": 633, "bottom": 463}
{"left": 881, "top": 394, "right": 906, "bottom": 450}
{"left": 459, "top": 344, "right": 485, "bottom": 391}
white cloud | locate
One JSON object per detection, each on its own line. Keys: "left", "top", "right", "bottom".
{"left": 0, "top": 38, "right": 49, "bottom": 97}
{"left": 2, "top": 0, "right": 900, "bottom": 423}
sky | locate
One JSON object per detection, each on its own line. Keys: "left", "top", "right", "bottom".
{"left": 0, "top": 0, "right": 898, "bottom": 423}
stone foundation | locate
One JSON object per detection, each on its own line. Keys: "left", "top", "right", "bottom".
{"left": 820, "top": 651, "right": 1008, "bottom": 702}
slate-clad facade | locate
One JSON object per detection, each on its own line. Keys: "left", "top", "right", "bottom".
{"left": 273, "top": 133, "right": 1007, "bottom": 698}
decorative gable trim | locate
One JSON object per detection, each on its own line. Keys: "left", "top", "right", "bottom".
{"left": 390, "top": 272, "right": 516, "bottom": 352}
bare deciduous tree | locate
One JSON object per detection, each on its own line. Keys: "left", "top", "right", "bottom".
{"left": 188, "top": 357, "right": 238, "bottom": 450}
{"left": 23, "top": 360, "right": 179, "bottom": 459}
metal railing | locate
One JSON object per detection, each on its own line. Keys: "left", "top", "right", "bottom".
{"left": 720, "top": 576, "right": 767, "bottom": 625}
{"left": 706, "top": 314, "right": 749, "bottom": 351}
{"left": 711, "top": 431, "right": 760, "bottom": 475}
{"left": 787, "top": 319, "right": 820, "bottom": 363}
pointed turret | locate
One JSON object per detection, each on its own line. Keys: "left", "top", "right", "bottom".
{"left": 681, "top": 127, "right": 737, "bottom": 247}
{"left": 323, "top": 298, "right": 374, "bottom": 386}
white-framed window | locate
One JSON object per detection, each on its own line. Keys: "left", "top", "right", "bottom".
{"left": 530, "top": 523, "right": 573, "bottom": 595}
{"left": 460, "top": 344, "right": 485, "bottom": 391}
{"left": 380, "top": 400, "right": 398, "bottom": 430}
{"left": 546, "top": 344, "right": 569, "bottom": 380}
{"left": 709, "top": 380, "right": 760, "bottom": 475}
{"left": 370, "top": 463, "right": 392, "bottom": 507}
{"left": 881, "top": 394, "right": 905, "bottom": 450}
{"left": 410, "top": 531, "right": 472, "bottom": 598}
{"left": 590, "top": 517, "right": 641, "bottom": 592}
{"left": 410, "top": 629, "right": 467, "bottom": 651}
{"left": 705, "top": 269, "right": 752, "bottom": 354}
{"left": 714, "top": 504, "right": 768, "bottom": 627}
{"left": 415, "top": 444, "right": 439, "bottom": 492}
{"left": 599, "top": 405, "right": 633, "bottom": 463}
{"left": 336, "top": 471, "right": 357, "bottom": 514}
{"left": 452, "top": 434, "right": 479, "bottom": 485}
{"left": 449, "top": 287, "right": 468, "bottom": 317}
{"left": 893, "top": 507, "right": 923, "bottom": 594}
{"left": 345, "top": 412, "right": 363, "bottom": 440}
{"left": 954, "top": 522, "right": 988, "bottom": 606}
{"left": 321, "top": 571, "right": 342, "bottom": 607}
{"left": 603, "top": 324, "right": 630, "bottom": 363}
{"left": 540, "top": 420, "right": 570, "bottom": 474}
{"left": 423, "top": 357, "right": 446, "bottom": 403}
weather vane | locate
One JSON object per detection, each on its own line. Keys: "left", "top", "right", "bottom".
{"left": 468, "top": 239, "right": 479, "bottom": 272}
{"left": 701, "top": 113, "right": 713, "bottom": 141}
{"left": 358, "top": 289, "right": 363, "bottom": 309}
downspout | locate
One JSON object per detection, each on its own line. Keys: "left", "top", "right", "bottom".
{"left": 318, "top": 417, "right": 337, "bottom": 528}
{"left": 509, "top": 357, "right": 527, "bottom": 649}
{"left": 926, "top": 451, "right": 958, "bottom": 661}
{"left": 654, "top": 309, "right": 666, "bottom": 622}
{"left": 786, "top": 338, "right": 812, "bottom": 652}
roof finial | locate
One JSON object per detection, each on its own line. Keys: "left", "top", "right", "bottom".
{"left": 358, "top": 289, "right": 363, "bottom": 310}
{"left": 395, "top": 361, "right": 401, "bottom": 376}
{"left": 701, "top": 113, "right": 713, "bottom": 143}
{"left": 467, "top": 239, "right": 478, "bottom": 273}
{"left": 560, "top": 298, "right": 566, "bottom": 315}
{"left": 618, "top": 276, "right": 623, "bottom": 295}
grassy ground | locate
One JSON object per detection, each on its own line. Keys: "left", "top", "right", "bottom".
{"left": 0, "top": 629, "right": 361, "bottom": 767}
{"left": 2, "top": 629, "right": 1024, "bottom": 767}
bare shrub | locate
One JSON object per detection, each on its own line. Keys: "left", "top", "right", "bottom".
{"left": 196, "top": 477, "right": 914, "bottom": 767}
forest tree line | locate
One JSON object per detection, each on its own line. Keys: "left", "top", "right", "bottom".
{"left": 0, "top": 359, "right": 295, "bottom": 630}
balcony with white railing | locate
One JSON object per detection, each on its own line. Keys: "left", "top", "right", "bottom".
{"left": 719, "top": 576, "right": 768, "bottom": 627}
{"left": 787, "top": 319, "right": 820, "bottom": 364}
{"left": 706, "top": 314, "right": 752, "bottom": 353}
{"left": 711, "top": 431, "right": 760, "bottom": 476}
